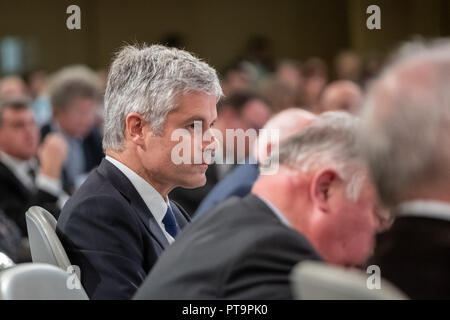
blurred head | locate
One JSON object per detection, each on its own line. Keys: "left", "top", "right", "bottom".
{"left": 359, "top": 39, "right": 450, "bottom": 208}
{"left": 275, "top": 60, "right": 305, "bottom": 91}
{"left": 214, "top": 91, "right": 271, "bottom": 162}
{"left": 319, "top": 80, "right": 362, "bottom": 114}
{"left": 220, "top": 63, "right": 251, "bottom": 96}
{"left": 302, "top": 57, "right": 329, "bottom": 110}
{"left": 254, "top": 108, "right": 316, "bottom": 164}
{"left": 0, "top": 76, "right": 28, "bottom": 99}
{"left": 104, "top": 44, "right": 222, "bottom": 195}
{"left": 48, "top": 65, "right": 101, "bottom": 139}
{"left": 335, "top": 50, "right": 363, "bottom": 82}
{"left": 253, "top": 112, "right": 387, "bottom": 267}
{"left": 24, "top": 69, "right": 48, "bottom": 98}
{"left": 260, "top": 77, "right": 299, "bottom": 113}
{"left": 0, "top": 97, "right": 39, "bottom": 160}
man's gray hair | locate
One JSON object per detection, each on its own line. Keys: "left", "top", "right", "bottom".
{"left": 103, "top": 44, "right": 223, "bottom": 152}
{"left": 359, "top": 38, "right": 450, "bottom": 207}
{"left": 47, "top": 65, "right": 101, "bottom": 111}
{"left": 273, "top": 111, "right": 366, "bottom": 201}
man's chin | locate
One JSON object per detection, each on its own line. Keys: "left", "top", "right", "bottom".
{"left": 179, "top": 174, "right": 207, "bottom": 189}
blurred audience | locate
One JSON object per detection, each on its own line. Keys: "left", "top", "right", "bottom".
{"left": 334, "top": 50, "right": 363, "bottom": 83}
{"left": 318, "top": 80, "right": 362, "bottom": 114}
{"left": 169, "top": 91, "right": 271, "bottom": 215}
{"left": 44, "top": 65, "right": 104, "bottom": 194}
{"left": 195, "top": 108, "right": 316, "bottom": 217}
{"left": 361, "top": 39, "right": 450, "bottom": 299}
{"left": 220, "top": 62, "right": 252, "bottom": 96}
{"left": 0, "top": 97, "right": 68, "bottom": 238}
{"left": 23, "top": 69, "right": 52, "bottom": 127}
{"left": 302, "top": 57, "right": 329, "bottom": 111}
{"left": 134, "top": 112, "right": 387, "bottom": 299}
{"left": 0, "top": 76, "right": 28, "bottom": 99}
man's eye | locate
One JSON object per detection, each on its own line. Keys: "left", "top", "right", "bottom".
{"left": 188, "top": 123, "right": 195, "bottom": 129}
{"left": 210, "top": 122, "right": 215, "bottom": 128}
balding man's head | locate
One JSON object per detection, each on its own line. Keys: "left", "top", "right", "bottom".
{"left": 319, "top": 80, "right": 362, "bottom": 114}
{"left": 359, "top": 39, "right": 450, "bottom": 207}
{"left": 0, "top": 76, "right": 28, "bottom": 99}
{"left": 254, "top": 108, "right": 316, "bottom": 164}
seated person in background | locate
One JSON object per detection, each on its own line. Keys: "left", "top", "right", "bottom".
{"left": 318, "top": 80, "right": 362, "bottom": 114}
{"left": 195, "top": 108, "right": 316, "bottom": 217}
{"left": 170, "top": 91, "right": 271, "bottom": 215}
{"left": 0, "top": 76, "right": 28, "bottom": 99}
{"left": 43, "top": 65, "right": 104, "bottom": 194}
{"left": 134, "top": 112, "right": 387, "bottom": 300}
{"left": 360, "top": 39, "right": 450, "bottom": 299}
{"left": 57, "top": 44, "right": 222, "bottom": 300}
{"left": 0, "top": 97, "right": 68, "bottom": 237}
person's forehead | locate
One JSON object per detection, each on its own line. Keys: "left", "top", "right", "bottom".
{"left": 169, "top": 92, "right": 217, "bottom": 118}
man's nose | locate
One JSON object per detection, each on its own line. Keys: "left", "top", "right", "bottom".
{"left": 202, "top": 129, "right": 218, "bottom": 152}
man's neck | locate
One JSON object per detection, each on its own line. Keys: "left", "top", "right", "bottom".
{"left": 252, "top": 174, "right": 311, "bottom": 235}
{"left": 106, "top": 150, "right": 172, "bottom": 198}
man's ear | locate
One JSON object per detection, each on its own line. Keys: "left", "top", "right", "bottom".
{"left": 310, "top": 169, "right": 338, "bottom": 213}
{"left": 125, "top": 112, "right": 146, "bottom": 146}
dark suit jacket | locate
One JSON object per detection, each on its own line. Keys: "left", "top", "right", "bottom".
{"left": 134, "top": 194, "right": 322, "bottom": 300}
{"left": 41, "top": 123, "right": 104, "bottom": 194}
{"left": 56, "top": 159, "right": 190, "bottom": 300}
{"left": 368, "top": 215, "right": 450, "bottom": 299}
{"left": 195, "top": 163, "right": 259, "bottom": 218}
{"left": 0, "top": 161, "right": 59, "bottom": 236}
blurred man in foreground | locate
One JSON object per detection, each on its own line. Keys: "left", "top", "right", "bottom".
{"left": 361, "top": 39, "right": 450, "bottom": 299}
{"left": 135, "top": 112, "right": 386, "bottom": 299}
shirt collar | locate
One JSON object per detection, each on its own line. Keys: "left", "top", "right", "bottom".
{"left": 255, "top": 194, "right": 292, "bottom": 228}
{"left": 396, "top": 200, "right": 450, "bottom": 222}
{"left": 0, "top": 150, "right": 35, "bottom": 173}
{"left": 105, "top": 156, "right": 169, "bottom": 224}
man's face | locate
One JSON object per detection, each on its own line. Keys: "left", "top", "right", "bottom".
{"left": 55, "top": 97, "right": 97, "bottom": 139}
{"left": 0, "top": 107, "right": 39, "bottom": 160}
{"left": 139, "top": 91, "right": 217, "bottom": 191}
{"left": 312, "top": 175, "right": 385, "bottom": 267}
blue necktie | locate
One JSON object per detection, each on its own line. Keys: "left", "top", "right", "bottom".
{"left": 162, "top": 204, "right": 179, "bottom": 238}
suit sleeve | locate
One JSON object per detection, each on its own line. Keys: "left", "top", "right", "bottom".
{"left": 57, "top": 195, "right": 146, "bottom": 300}
{"left": 221, "top": 229, "right": 322, "bottom": 299}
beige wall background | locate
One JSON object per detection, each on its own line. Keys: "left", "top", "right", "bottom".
{"left": 0, "top": 0, "right": 449, "bottom": 74}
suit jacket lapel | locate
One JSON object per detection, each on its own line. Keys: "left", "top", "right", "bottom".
{"left": 0, "top": 161, "right": 30, "bottom": 199}
{"left": 97, "top": 159, "right": 170, "bottom": 249}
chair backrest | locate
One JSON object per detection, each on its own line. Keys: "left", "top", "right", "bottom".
{"left": 290, "top": 261, "right": 408, "bottom": 300}
{"left": 0, "top": 263, "right": 88, "bottom": 300}
{"left": 26, "top": 206, "right": 71, "bottom": 271}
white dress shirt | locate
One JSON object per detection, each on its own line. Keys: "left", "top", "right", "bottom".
{"left": 105, "top": 156, "right": 175, "bottom": 244}
{"left": 397, "top": 200, "right": 450, "bottom": 222}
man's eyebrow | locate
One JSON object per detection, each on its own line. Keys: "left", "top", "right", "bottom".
{"left": 184, "top": 115, "right": 216, "bottom": 125}
{"left": 184, "top": 116, "right": 206, "bottom": 124}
